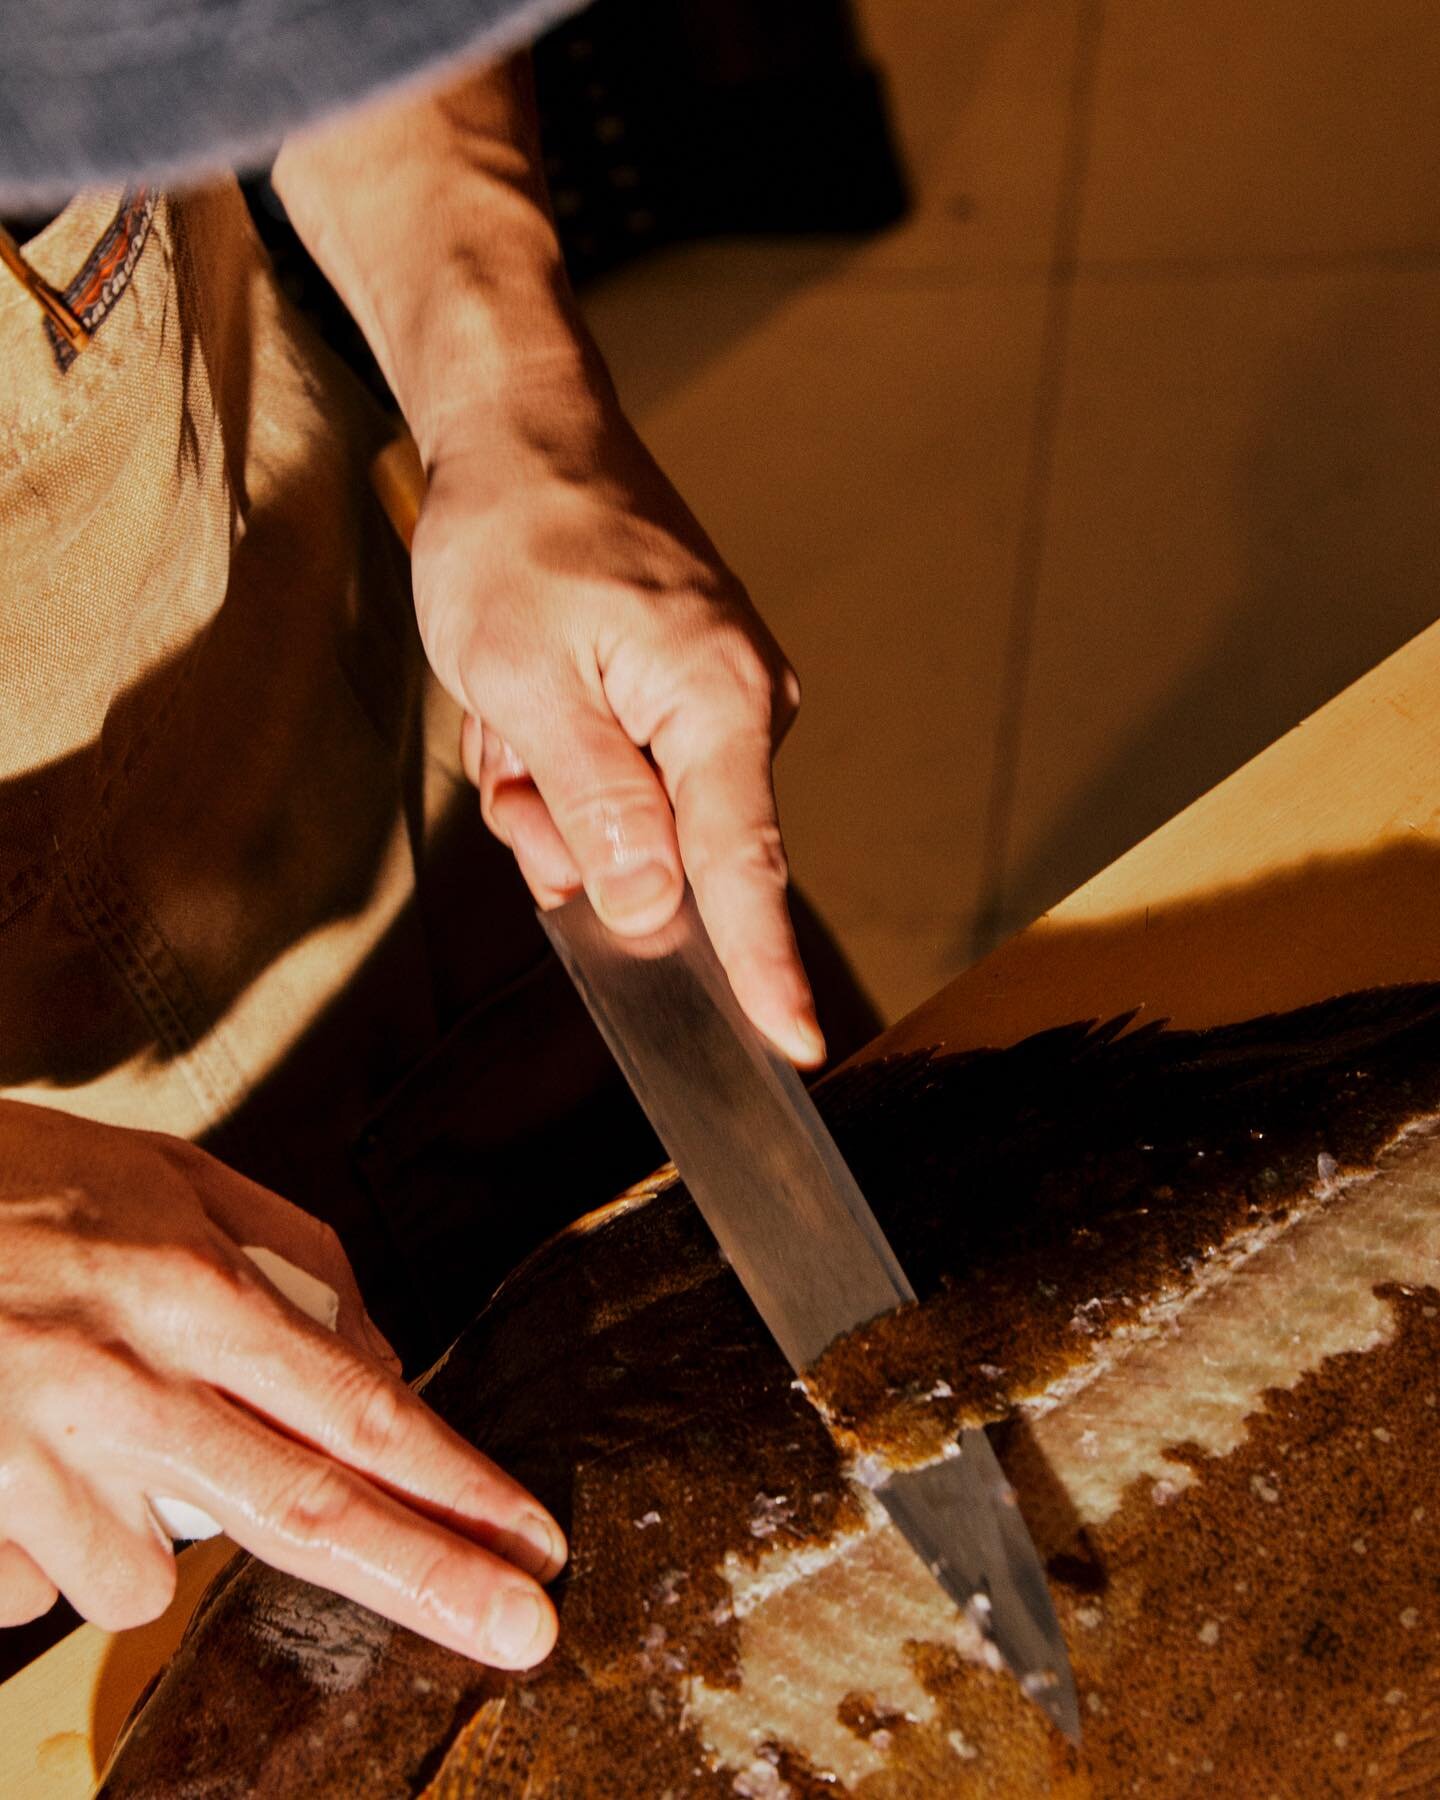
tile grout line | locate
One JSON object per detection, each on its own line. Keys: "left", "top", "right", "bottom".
{"left": 969, "top": 0, "right": 1110, "bottom": 962}
{"left": 591, "top": 244, "right": 1440, "bottom": 302}
{"left": 1073, "top": 241, "right": 1440, "bottom": 284}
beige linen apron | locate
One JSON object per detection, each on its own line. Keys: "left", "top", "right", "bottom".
{"left": 0, "top": 180, "right": 653, "bottom": 1362}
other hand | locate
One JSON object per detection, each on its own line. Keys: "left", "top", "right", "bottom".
{"left": 0, "top": 1101, "right": 564, "bottom": 1666}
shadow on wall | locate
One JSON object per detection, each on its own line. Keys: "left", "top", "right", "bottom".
{"left": 971, "top": 272, "right": 1440, "bottom": 960}
{"left": 578, "top": 0, "right": 1042, "bottom": 423}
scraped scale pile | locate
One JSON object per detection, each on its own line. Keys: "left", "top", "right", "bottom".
{"left": 102, "top": 985, "right": 1440, "bottom": 1796}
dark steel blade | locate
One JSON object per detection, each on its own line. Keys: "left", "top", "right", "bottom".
{"left": 542, "top": 886, "right": 911, "bottom": 1368}
{"left": 875, "top": 1432, "right": 1081, "bottom": 1742}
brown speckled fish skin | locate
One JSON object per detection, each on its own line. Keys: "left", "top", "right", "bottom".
{"left": 100, "top": 984, "right": 1440, "bottom": 1797}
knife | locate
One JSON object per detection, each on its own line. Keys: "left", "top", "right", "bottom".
{"left": 541, "top": 887, "right": 1080, "bottom": 1742}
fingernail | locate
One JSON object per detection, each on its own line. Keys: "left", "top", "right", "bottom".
{"left": 512, "top": 1511, "right": 568, "bottom": 1581}
{"left": 485, "top": 1588, "right": 548, "bottom": 1665}
{"left": 593, "top": 861, "right": 673, "bottom": 924}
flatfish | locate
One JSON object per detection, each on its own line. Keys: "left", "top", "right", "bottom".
{"left": 100, "top": 984, "right": 1440, "bottom": 1797}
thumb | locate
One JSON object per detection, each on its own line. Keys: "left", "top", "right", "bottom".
{"left": 519, "top": 700, "right": 684, "bottom": 935}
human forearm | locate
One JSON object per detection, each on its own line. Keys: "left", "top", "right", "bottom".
{"left": 274, "top": 59, "right": 824, "bottom": 1066}
{"left": 272, "top": 56, "right": 596, "bottom": 464}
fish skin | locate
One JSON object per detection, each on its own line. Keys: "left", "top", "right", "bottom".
{"left": 99, "top": 984, "right": 1440, "bottom": 1797}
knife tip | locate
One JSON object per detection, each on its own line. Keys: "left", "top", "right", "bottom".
{"left": 1024, "top": 1663, "right": 1083, "bottom": 1746}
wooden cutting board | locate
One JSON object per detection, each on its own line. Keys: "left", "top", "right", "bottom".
{"left": 6, "top": 613, "right": 1440, "bottom": 1794}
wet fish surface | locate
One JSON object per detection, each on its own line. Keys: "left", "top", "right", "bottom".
{"left": 100, "top": 984, "right": 1440, "bottom": 1797}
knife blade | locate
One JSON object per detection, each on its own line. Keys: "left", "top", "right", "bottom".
{"left": 541, "top": 887, "right": 1080, "bottom": 1742}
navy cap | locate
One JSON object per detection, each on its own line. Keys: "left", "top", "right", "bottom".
{"left": 1, "top": 0, "right": 583, "bottom": 209}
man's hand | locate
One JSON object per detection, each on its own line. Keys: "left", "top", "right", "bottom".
{"left": 274, "top": 58, "right": 825, "bottom": 1068}
{"left": 410, "top": 394, "right": 823, "bottom": 1066}
{"left": 0, "top": 1101, "right": 565, "bottom": 1666}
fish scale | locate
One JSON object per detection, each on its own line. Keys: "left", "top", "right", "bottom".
{"left": 100, "top": 981, "right": 1440, "bottom": 1797}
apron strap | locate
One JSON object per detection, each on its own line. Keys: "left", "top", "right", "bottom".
{"left": 0, "top": 221, "right": 89, "bottom": 353}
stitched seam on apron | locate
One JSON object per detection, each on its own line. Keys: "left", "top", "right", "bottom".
{"left": 44, "top": 188, "right": 158, "bottom": 373}
{"left": 63, "top": 858, "right": 249, "bottom": 1130}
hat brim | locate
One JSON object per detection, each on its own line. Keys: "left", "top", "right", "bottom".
{"left": 1, "top": 0, "right": 584, "bottom": 209}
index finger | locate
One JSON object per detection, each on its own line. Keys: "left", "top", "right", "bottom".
{"left": 653, "top": 695, "right": 824, "bottom": 1068}
{"left": 137, "top": 1254, "right": 566, "bottom": 1584}
{"left": 138, "top": 1382, "right": 557, "bottom": 1669}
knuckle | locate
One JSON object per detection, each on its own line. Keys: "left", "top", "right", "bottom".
{"left": 411, "top": 1544, "right": 463, "bottom": 1622}
{"left": 710, "top": 631, "right": 774, "bottom": 706}
{"left": 0, "top": 1310, "right": 65, "bottom": 1381}
{"left": 273, "top": 1461, "right": 357, "bottom": 1545}
{"left": 9, "top": 1184, "right": 102, "bottom": 1235}
{"left": 0, "top": 1201, "right": 102, "bottom": 1319}
{"left": 169, "top": 1242, "right": 259, "bottom": 1317}
{"left": 5, "top": 1324, "right": 127, "bottom": 1404}
{"left": 337, "top": 1363, "right": 406, "bottom": 1464}
{"left": 744, "top": 822, "right": 791, "bottom": 888}
{"left": 687, "top": 821, "right": 789, "bottom": 892}
{"left": 456, "top": 621, "right": 548, "bottom": 712}
{"left": 564, "top": 784, "right": 669, "bottom": 852}
{"left": 120, "top": 1232, "right": 237, "bottom": 1310}
{"left": 111, "top": 1240, "right": 253, "bottom": 1350}
{"left": 669, "top": 626, "right": 791, "bottom": 742}
{"left": 413, "top": 1542, "right": 491, "bottom": 1636}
